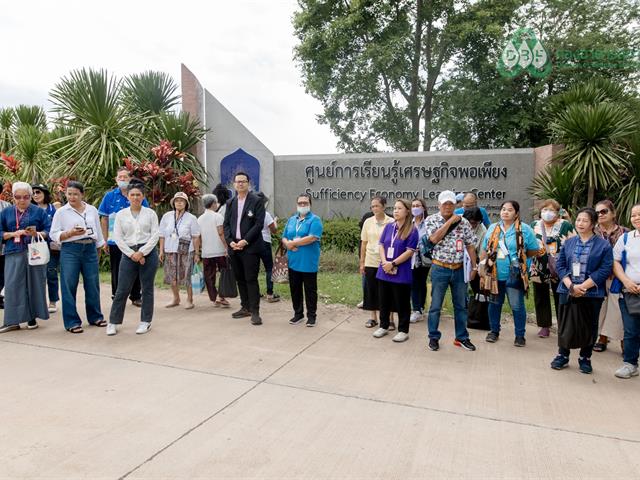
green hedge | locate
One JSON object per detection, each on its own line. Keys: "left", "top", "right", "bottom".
{"left": 320, "top": 218, "right": 361, "bottom": 252}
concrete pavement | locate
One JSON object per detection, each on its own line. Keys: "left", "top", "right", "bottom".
{"left": 1, "top": 284, "right": 639, "bottom": 479}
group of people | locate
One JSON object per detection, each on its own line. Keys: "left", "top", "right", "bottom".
{"left": 357, "top": 190, "right": 640, "bottom": 380}
{"left": 1, "top": 170, "right": 639, "bottom": 381}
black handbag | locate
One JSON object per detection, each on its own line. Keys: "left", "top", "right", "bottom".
{"left": 218, "top": 265, "right": 238, "bottom": 298}
{"left": 467, "top": 294, "right": 490, "bottom": 330}
{"left": 623, "top": 292, "right": 640, "bottom": 316}
{"left": 557, "top": 296, "right": 594, "bottom": 349}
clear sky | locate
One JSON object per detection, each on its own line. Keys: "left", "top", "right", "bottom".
{"left": 0, "top": 0, "right": 339, "bottom": 155}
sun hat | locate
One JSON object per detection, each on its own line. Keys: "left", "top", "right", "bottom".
{"left": 170, "top": 191, "right": 190, "bottom": 208}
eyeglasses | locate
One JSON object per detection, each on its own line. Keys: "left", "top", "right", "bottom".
{"left": 234, "top": 180, "right": 248, "bottom": 184}
{"left": 13, "top": 195, "right": 30, "bottom": 200}
{"left": 297, "top": 202, "right": 310, "bottom": 206}
{"left": 33, "top": 190, "right": 43, "bottom": 195}
{"left": 596, "top": 208, "right": 610, "bottom": 216}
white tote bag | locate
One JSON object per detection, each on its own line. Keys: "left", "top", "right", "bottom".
{"left": 28, "top": 233, "right": 50, "bottom": 266}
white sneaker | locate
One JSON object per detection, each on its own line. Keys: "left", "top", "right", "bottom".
{"left": 372, "top": 328, "right": 388, "bottom": 338}
{"left": 106, "top": 324, "right": 117, "bottom": 336}
{"left": 356, "top": 301, "right": 364, "bottom": 309}
{"left": 392, "top": 332, "right": 409, "bottom": 342}
{"left": 48, "top": 302, "right": 57, "bottom": 313}
{"left": 615, "top": 362, "right": 639, "bottom": 379}
{"left": 410, "top": 311, "right": 423, "bottom": 323}
{"left": 136, "top": 322, "right": 151, "bottom": 335}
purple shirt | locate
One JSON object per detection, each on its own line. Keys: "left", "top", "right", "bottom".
{"left": 235, "top": 196, "right": 246, "bottom": 240}
{"left": 376, "top": 222, "right": 419, "bottom": 284}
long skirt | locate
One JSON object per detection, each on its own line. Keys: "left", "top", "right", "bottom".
{"left": 4, "top": 250, "right": 49, "bottom": 326}
{"left": 163, "top": 252, "right": 194, "bottom": 287}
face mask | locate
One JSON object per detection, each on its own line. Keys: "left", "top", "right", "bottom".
{"left": 117, "top": 181, "right": 129, "bottom": 189}
{"left": 297, "top": 206, "right": 310, "bottom": 215}
{"left": 541, "top": 210, "right": 557, "bottom": 222}
{"left": 412, "top": 207, "right": 424, "bottom": 217}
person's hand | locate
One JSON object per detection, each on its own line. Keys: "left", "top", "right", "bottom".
{"left": 159, "top": 251, "right": 165, "bottom": 263}
{"left": 139, "top": 257, "right": 145, "bottom": 265}
{"left": 230, "top": 241, "right": 240, "bottom": 250}
{"left": 102, "top": 244, "right": 109, "bottom": 254}
{"left": 572, "top": 283, "right": 587, "bottom": 297}
{"left": 359, "top": 263, "right": 365, "bottom": 275}
{"left": 449, "top": 214, "right": 461, "bottom": 224}
{"left": 25, "top": 226, "right": 36, "bottom": 236}
{"left": 469, "top": 269, "right": 477, "bottom": 281}
{"left": 382, "top": 261, "right": 395, "bottom": 274}
{"left": 286, "top": 239, "right": 297, "bottom": 251}
{"left": 194, "top": 253, "right": 201, "bottom": 263}
{"left": 13, "top": 229, "right": 27, "bottom": 238}
{"left": 237, "top": 239, "right": 248, "bottom": 249}
{"left": 68, "top": 227, "right": 85, "bottom": 237}
{"left": 131, "top": 251, "right": 144, "bottom": 263}
{"left": 624, "top": 280, "right": 640, "bottom": 294}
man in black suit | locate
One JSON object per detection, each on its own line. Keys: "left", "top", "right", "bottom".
{"left": 223, "top": 172, "right": 266, "bottom": 325}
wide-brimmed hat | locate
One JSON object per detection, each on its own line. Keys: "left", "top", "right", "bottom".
{"left": 170, "top": 191, "right": 190, "bottom": 208}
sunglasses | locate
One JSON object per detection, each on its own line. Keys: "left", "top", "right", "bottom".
{"left": 33, "top": 190, "right": 43, "bottom": 195}
{"left": 596, "top": 208, "right": 610, "bottom": 216}
{"left": 13, "top": 195, "right": 30, "bottom": 200}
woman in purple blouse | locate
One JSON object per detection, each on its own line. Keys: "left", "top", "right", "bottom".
{"left": 373, "top": 199, "right": 419, "bottom": 342}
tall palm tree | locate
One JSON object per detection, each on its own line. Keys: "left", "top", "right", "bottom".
{"left": 122, "top": 71, "right": 180, "bottom": 115}
{"left": 14, "top": 104, "right": 48, "bottom": 130}
{"left": 14, "top": 125, "right": 50, "bottom": 183}
{"left": 0, "top": 108, "right": 15, "bottom": 153}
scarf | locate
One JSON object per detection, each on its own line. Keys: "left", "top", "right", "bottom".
{"left": 480, "top": 219, "right": 529, "bottom": 295}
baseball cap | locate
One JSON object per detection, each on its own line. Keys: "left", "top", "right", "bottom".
{"left": 438, "top": 190, "right": 457, "bottom": 205}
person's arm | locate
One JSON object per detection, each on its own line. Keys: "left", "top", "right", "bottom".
{"left": 614, "top": 260, "right": 640, "bottom": 294}
{"left": 268, "top": 219, "right": 277, "bottom": 234}
{"left": 158, "top": 237, "right": 165, "bottom": 262}
{"left": 428, "top": 214, "right": 461, "bottom": 244}
{"left": 555, "top": 240, "right": 572, "bottom": 290}
{"left": 193, "top": 235, "right": 201, "bottom": 263}
{"left": 100, "top": 217, "right": 109, "bottom": 250}
{"left": 359, "top": 241, "right": 368, "bottom": 275}
{"left": 239, "top": 196, "right": 266, "bottom": 246}
{"left": 223, "top": 200, "right": 234, "bottom": 247}
{"left": 139, "top": 211, "right": 160, "bottom": 256}
{"left": 114, "top": 212, "right": 135, "bottom": 259}
{"left": 216, "top": 225, "right": 227, "bottom": 250}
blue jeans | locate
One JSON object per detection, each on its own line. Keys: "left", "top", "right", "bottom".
{"left": 60, "top": 242, "right": 103, "bottom": 330}
{"left": 427, "top": 265, "right": 469, "bottom": 340}
{"left": 488, "top": 281, "right": 527, "bottom": 337}
{"left": 47, "top": 251, "right": 60, "bottom": 303}
{"left": 619, "top": 297, "right": 640, "bottom": 366}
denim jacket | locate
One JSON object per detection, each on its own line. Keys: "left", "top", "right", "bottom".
{"left": 556, "top": 235, "right": 613, "bottom": 298}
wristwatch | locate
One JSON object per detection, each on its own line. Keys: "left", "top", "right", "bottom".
{"left": 391, "top": 261, "right": 397, "bottom": 267}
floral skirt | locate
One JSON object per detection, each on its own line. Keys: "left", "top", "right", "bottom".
{"left": 163, "top": 252, "right": 194, "bottom": 287}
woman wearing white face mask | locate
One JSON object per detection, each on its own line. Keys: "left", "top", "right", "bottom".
{"left": 530, "top": 199, "right": 575, "bottom": 338}
{"left": 282, "top": 194, "right": 323, "bottom": 327}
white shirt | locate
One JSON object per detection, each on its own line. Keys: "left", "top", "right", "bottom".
{"left": 50, "top": 202, "right": 105, "bottom": 247}
{"left": 217, "top": 204, "right": 227, "bottom": 218}
{"left": 113, "top": 207, "right": 159, "bottom": 257}
{"left": 235, "top": 196, "right": 246, "bottom": 239}
{"left": 159, "top": 211, "right": 200, "bottom": 253}
{"left": 198, "top": 210, "right": 226, "bottom": 258}
{"left": 262, "top": 212, "right": 275, "bottom": 243}
{"left": 614, "top": 230, "right": 640, "bottom": 283}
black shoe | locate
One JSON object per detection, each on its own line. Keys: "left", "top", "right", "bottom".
{"left": 232, "top": 308, "right": 251, "bottom": 318}
{"left": 485, "top": 331, "right": 499, "bottom": 343}
{"left": 251, "top": 313, "right": 263, "bottom": 325}
{"left": 27, "top": 319, "right": 38, "bottom": 330}
{"left": 289, "top": 315, "right": 305, "bottom": 325}
{"left": 131, "top": 299, "right": 142, "bottom": 307}
{"left": 550, "top": 354, "right": 569, "bottom": 370}
{"left": 306, "top": 317, "right": 316, "bottom": 327}
{"left": 578, "top": 357, "right": 593, "bottom": 374}
{"left": 514, "top": 336, "right": 526, "bottom": 347}
{"left": 454, "top": 338, "right": 476, "bottom": 351}
{"left": 428, "top": 338, "right": 439, "bottom": 351}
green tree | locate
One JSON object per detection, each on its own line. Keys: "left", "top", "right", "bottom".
{"left": 122, "top": 71, "right": 180, "bottom": 115}
{"left": 293, "top": 0, "right": 523, "bottom": 152}
{"left": 0, "top": 108, "right": 15, "bottom": 153}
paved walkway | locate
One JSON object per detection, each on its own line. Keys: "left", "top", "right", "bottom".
{"left": 1, "top": 285, "right": 639, "bottom": 479}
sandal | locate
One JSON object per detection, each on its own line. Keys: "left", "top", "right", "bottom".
{"left": 365, "top": 319, "right": 378, "bottom": 328}
{"left": 593, "top": 342, "right": 607, "bottom": 352}
{"left": 93, "top": 320, "right": 107, "bottom": 327}
{"left": 215, "top": 299, "right": 230, "bottom": 308}
{"left": 68, "top": 326, "right": 84, "bottom": 334}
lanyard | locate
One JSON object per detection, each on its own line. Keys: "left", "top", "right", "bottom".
{"left": 390, "top": 223, "right": 399, "bottom": 247}
{"left": 15, "top": 207, "right": 28, "bottom": 229}
{"left": 70, "top": 206, "right": 88, "bottom": 227}
{"left": 498, "top": 224, "right": 511, "bottom": 259}
{"left": 295, "top": 216, "right": 306, "bottom": 235}
{"left": 174, "top": 212, "right": 185, "bottom": 235}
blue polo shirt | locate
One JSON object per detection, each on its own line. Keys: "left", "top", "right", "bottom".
{"left": 282, "top": 212, "right": 323, "bottom": 273}
{"left": 98, "top": 187, "right": 149, "bottom": 245}
{"left": 482, "top": 221, "right": 539, "bottom": 281}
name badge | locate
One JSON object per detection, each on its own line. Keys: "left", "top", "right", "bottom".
{"left": 387, "top": 247, "right": 395, "bottom": 258}
{"left": 86, "top": 227, "right": 95, "bottom": 236}
{"left": 455, "top": 239, "right": 463, "bottom": 253}
{"left": 247, "top": 210, "right": 254, "bottom": 218}
{"left": 497, "top": 250, "right": 506, "bottom": 260}
{"left": 170, "top": 233, "right": 177, "bottom": 239}
{"left": 572, "top": 262, "right": 581, "bottom": 278}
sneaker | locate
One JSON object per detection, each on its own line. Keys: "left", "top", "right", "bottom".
{"left": 0, "top": 324, "right": 20, "bottom": 333}
{"left": 306, "top": 317, "right": 316, "bottom": 327}
{"left": 388, "top": 320, "right": 396, "bottom": 331}
{"left": 27, "top": 319, "right": 38, "bottom": 330}
{"left": 578, "top": 357, "right": 592, "bottom": 374}
{"left": 232, "top": 308, "right": 251, "bottom": 318}
{"left": 614, "top": 363, "right": 639, "bottom": 379}
{"left": 410, "top": 311, "right": 423, "bottom": 323}
{"left": 356, "top": 301, "right": 364, "bottom": 309}
{"left": 550, "top": 354, "right": 569, "bottom": 370}
{"left": 538, "top": 327, "right": 550, "bottom": 338}
{"left": 392, "top": 332, "right": 409, "bottom": 343}
{"left": 485, "top": 331, "right": 499, "bottom": 343}
{"left": 454, "top": 338, "right": 476, "bottom": 351}
{"left": 514, "top": 336, "right": 526, "bottom": 347}
{"left": 428, "top": 338, "right": 439, "bottom": 351}
{"left": 131, "top": 299, "right": 142, "bottom": 307}
{"left": 48, "top": 302, "right": 58, "bottom": 313}
{"left": 136, "top": 322, "right": 151, "bottom": 335}
{"left": 289, "top": 315, "right": 305, "bottom": 325}
{"left": 106, "top": 323, "right": 117, "bottom": 336}
{"left": 251, "top": 313, "right": 263, "bottom": 326}
{"left": 365, "top": 319, "right": 378, "bottom": 328}
{"left": 266, "top": 294, "right": 281, "bottom": 303}
{"left": 372, "top": 328, "right": 388, "bottom": 338}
